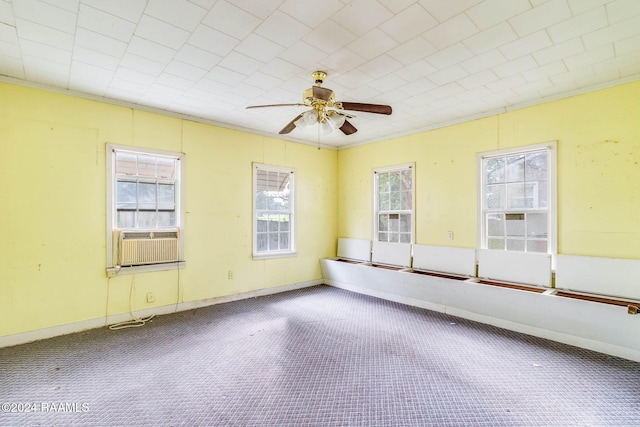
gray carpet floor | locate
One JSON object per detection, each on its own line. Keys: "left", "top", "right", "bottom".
{"left": 1, "top": 285, "right": 639, "bottom": 426}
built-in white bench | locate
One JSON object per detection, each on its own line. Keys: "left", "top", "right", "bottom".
{"left": 321, "top": 238, "right": 640, "bottom": 362}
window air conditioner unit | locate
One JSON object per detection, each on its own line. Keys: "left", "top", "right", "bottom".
{"left": 115, "top": 229, "right": 180, "bottom": 266}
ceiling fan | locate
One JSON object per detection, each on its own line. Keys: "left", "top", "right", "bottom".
{"left": 246, "top": 71, "right": 392, "bottom": 136}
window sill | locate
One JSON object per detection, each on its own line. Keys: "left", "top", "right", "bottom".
{"left": 253, "top": 251, "right": 297, "bottom": 260}
{"left": 106, "top": 261, "right": 186, "bottom": 277}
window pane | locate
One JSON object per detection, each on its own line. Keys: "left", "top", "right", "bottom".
{"left": 485, "top": 158, "right": 504, "bottom": 184}
{"left": 378, "top": 173, "right": 389, "bottom": 193}
{"left": 486, "top": 184, "right": 505, "bottom": 210}
{"left": 157, "top": 211, "right": 175, "bottom": 227}
{"left": 158, "top": 183, "right": 175, "bottom": 205}
{"left": 137, "top": 211, "right": 156, "bottom": 228}
{"left": 505, "top": 215, "right": 525, "bottom": 236}
{"left": 379, "top": 192, "right": 390, "bottom": 211}
{"left": 487, "top": 214, "right": 504, "bottom": 237}
{"left": 506, "top": 155, "right": 525, "bottom": 182}
{"left": 525, "top": 152, "right": 547, "bottom": 181}
{"left": 399, "top": 214, "right": 411, "bottom": 233}
{"left": 115, "top": 152, "right": 137, "bottom": 175}
{"left": 378, "top": 232, "right": 388, "bottom": 242}
{"left": 401, "top": 170, "right": 412, "bottom": 190}
{"left": 388, "top": 232, "right": 400, "bottom": 243}
{"left": 389, "top": 214, "right": 399, "bottom": 233}
{"left": 268, "top": 215, "right": 280, "bottom": 231}
{"left": 390, "top": 172, "right": 400, "bottom": 192}
{"left": 138, "top": 182, "right": 156, "bottom": 209}
{"left": 268, "top": 232, "right": 279, "bottom": 251}
{"left": 506, "top": 183, "right": 525, "bottom": 209}
{"left": 116, "top": 211, "right": 135, "bottom": 228}
{"left": 390, "top": 191, "right": 401, "bottom": 210}
{"left": 378, "top": 214, "right": 388, "bottom": 232}
{"left": 527, "top": 240, "right": 548, "bottom": 253}
{"left": 401, "top": 190, "right": 412, "bottom": 210}
{"left": 137, "top": 155, "right": 156, "bottom": 177}
{"left": 400, "top": 233, "right": 411, "bottom": 243}
{"left": 116, "top": 181, "right": 137, "bottom": 204}
{"left": 527, "top": 213, "right": 547, "bottom": 238}
{"left": 280, "top": 215, "right": 290, "bottom": 231}
{"left": 157, "top": 158, "right": 175, "bottom": 179}
{"left": 257, "top": 233, "right": 268, "bottom": 252}
{"left": 506, "top": 239, "right": 525, "bottom": 251}
{"left": 488, "top": 238, "right": 504, "bottom": 250}
{"left": 279, "top": 232, "right": 290, "bottom": 250}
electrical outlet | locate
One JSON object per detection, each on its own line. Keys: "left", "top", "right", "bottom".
{"left": 447, "top": 231, "right": 454, "bottom": 240}
{"left": 228, "top": 270, "right": 234, "bottom": 279}
{"left": 146, "top": 292, "right": 155, "bottom": 303}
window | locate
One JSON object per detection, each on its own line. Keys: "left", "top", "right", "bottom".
{"left": 253, "top": 163, "right": 296, "bottom": 259}
{"left": 478, "top": 142, "right": 556, "bottom": 254}
{"left": 373, "top": 163, "right": 415, "bottom": 243}
{"left": 106, "top": 144, "right": 184, "bottom": 274}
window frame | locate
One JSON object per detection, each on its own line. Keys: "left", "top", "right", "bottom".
{"left": 106, "top": 144, "right": 185, "bottom": 276}
{"left": 372, "top": 163, "right": 416, "bottom": 244}
{"left": 477, "top": 141, "right": 557, "bottom": 259}
{"left": 252, "top": 163, "right": 297, "bottom": 260}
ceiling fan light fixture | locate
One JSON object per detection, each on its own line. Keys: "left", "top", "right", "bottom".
{"left": 294, "top": 109, "right": 318, "bottom": 128}
{"left": 326, "top": 111, "right": 346, "bottom": 130}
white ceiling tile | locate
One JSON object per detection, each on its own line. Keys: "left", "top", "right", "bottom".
{"left": 192, "top": 77, "right": 232, "bottom": 95}
{"left": 165, "top": 60, "right": 208, "bottom": 81}
{"left": 0, "top": 1, "right": 16, "bottom": 25}
{"left": 484, "top": 74, "right": 525, "bottom": 92}
{"left": 457, "top": 69, "right": 497, "bottom": 89}
{"left": 456, "top": 85, "right": 492, "bottom": 101}
{"left": 203, "top": 0, "right": 261, "bottom": 40}
{"left": 426, "top": 42, "right": 474, "bottom": 69}
{"left": 68, "top": 72, "right": 110, "bottom": 95}
{"left": 69, "top": 60, "right": 113, "bottom": 84}
{"left": 41, "top": 0, "right": 78, "bottom": 13}
{"left": 499, "top": 31, "right": 553, "bottom": 60}
{"left": 607, "top": 0, "right": 640, "bottom": 24}
{"left": 120, "top": 53, "right": 165, "bottom": 77}
{"left": 280, "top": 0, "right": 343, "bottom": 28}
{"left": 347, "top": 29, "right": 399, "bottom": 60}
{"left": 582, "top": 15, "right": 640, "bottom": 49}
{"left": 105, "top": 87, "right": 144, "bottom": 103}
{"left": 242, "top": 72, "right": 284, "bottom": 90}
{"left": 615, "top": 33, "right": 640, "bottom": 56}
{"left": 260, "top": 58, "right": 304, "bottom": 79}
{"left": 379, "top": 3, "right": 438, "bottom": 43}
{"left": 156, "top": 73, "right": 195, "bottom": 91}
{"left": 423, "top": 13, "right": 479, "bottom": 50}
{"left": 418, "top": 0, "right": 483, "bottom": 22}
{"left": 188, "top": 0, "right": 216, "bottom": 10}
{"left": 428, "top": 64, "right": 468, "bottom": 86}
{"left": 466, "top": 0, "right": 531, "bottom": 30}
{"left": 462, "top": 22, "right": 518, "bottom": 55}
{"left": 206, "top": 66, "right": 245, "bottom": 86}
{"left": 387, "top": 36, "right": 436, "bottom": 65}
{"left": 135, "top": 15, "right": 191, "bottom": 50}
{"left": 399, "top": 77, "right": 436, "bottom": 96}
{"left": 74, "top": 27, "right": 127, "bottom": 58}
{"left": 78, "top": 5, "right": 135, "bottom": 43}
{"left": 15, "top": 18, "right": 73, "bottom": 50}
{"left": 218, "top": 51, "right": 263, "bottom": 76}
{"left": 175, "top": 44, "right": 221, "bottom": 70}
{"left": 428, "top": 82, "right": 465, "bottom": 99}
{"left": 235, "top": 34, "right": 286, "bottom": 63}
{"left": 343, "top": 84, "right": 381, "bottom": 101}
{"left": 394, "top": 59, "right": 438, "bottom": 80}
{"left": 127, "top": 36, "right": 177, "bottom": 65}
{"left": 0, "top": 39, "right": 21, "bottom": 59}
{"left": 255, "top": 10, "right": 311, "bottom": 48}
{"left": 533, "top": 38, "right": 585, "bottom": 65}
{"left": 331, "top": 0, "right": 393, "bottom": 36}
{"left": 188, "top": 25, "right": 239, "bottom": 56}
{"left": 508, "top": 0, "right": 572, "bottom": 37}
{"left": 228, "top": 82, "right": 267, "bottom": 99}
{"left": 0, "top": 22, "right": 18, "bottom": 43}
{"left": 369, "top": 74, "right": 408, "bottom": 92}
{"left": 358, "top": 54, "right": 404, "bottom": 79}
{"left": 72, "top": 45, "right": 120, "bottom": 70}
{"left": 22, "top": 56, "right": 69, "bottom": 85}
{"left": 303, "top": 20, "right": 357, "bottom": 54}
{"left": 0, "top": 54, "right": 24, "bottom": 78}
{"left": 460, "top": 49, "right": 507, "bottom": 73}
{"left": 521, "top": 60, "right": 567, "bottom": 82}
{"left": 377, "top": 0, "right": 415, "bottom": 14}
{"left": 12, "top": 0, "right": 76, "bottom": 33}
{"left": 82, "top": 0, "right": 146, "bottom": 23}
{"left": 145, "top": 0, "right": 207, "bottom": 32}
{"left": 566, "top": 0, "right": 610, "bottom": 14}
{"left": 232, "top": 0, "right": 285, "bottom": 20}
{"left": 563, "top": 44, "right": 614, "bottom": 69}
{"left": 278, "top": 40, "right": 328, "bottom": 69}
{"left": 333, "top": 69, "right": 375, "bottom": 88}
{"left": 549, "top": 64, "right": 595, "bottom": 85}
{"left": 491, "top": 55, "right": 538, "bottom": 78}
{"left": 321, "top": 47, "right": 369, "bottom": 72}
{"left": 20, "top": 38, "right": 70, "bottom": 64}
{"left": 547, "top": 6, "right": 608, "bottom": 44}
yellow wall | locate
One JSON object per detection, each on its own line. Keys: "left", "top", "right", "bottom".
{"left": 0, "top": 82, "right": 337, "bottom": 337}
{"left": 338, "top": 80, "right": 640, "bottom": 259}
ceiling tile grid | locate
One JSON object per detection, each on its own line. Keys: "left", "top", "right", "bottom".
{"left": 0, "top": 0, "right": 639, "bottom": 148}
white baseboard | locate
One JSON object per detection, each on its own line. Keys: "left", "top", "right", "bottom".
{"left": 0, "top": 279, "right": 323, "bottom": 349}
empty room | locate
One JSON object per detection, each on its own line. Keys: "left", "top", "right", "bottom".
{"left": 1, "top": 0, "right": 639, "bottom": 425}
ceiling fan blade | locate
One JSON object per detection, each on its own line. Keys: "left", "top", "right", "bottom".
{"left": 312, "top": 86, "right": 333, "bottom": 102}
{"left": 339, "top": 102, "right": 392, "bottom": 115}
{"left": 246, "top": 103, "right": 305, "bottom": 109}
{"left": 279, "top": 113, "right": 304, "bottom": 134}
{"left": 339, "top": 119, "right": 358, "bottom": 135}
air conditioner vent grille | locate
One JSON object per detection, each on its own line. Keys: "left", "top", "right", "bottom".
{"left": 115, "top": 229, "right": 180, "bottom": 266}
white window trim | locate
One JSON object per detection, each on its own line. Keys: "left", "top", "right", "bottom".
{"left": 253, "top": 163, "right": 297, "bottom": 260}
{"left": 476, "top": 141, "right": 557, "bottom": 262}
{"left": 372, "top": 162, "right": 416, "bottom": 244}
{"left": 106, "top": 143, "right": 186, "bottom": 276}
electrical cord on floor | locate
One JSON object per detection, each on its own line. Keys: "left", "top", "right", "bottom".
{"left": 108, "top": 314, "right": 155, "bottom": 330}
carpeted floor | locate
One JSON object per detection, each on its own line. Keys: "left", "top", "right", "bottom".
{"left": 1, "top": 285, "right": 639, "bottom": 426}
